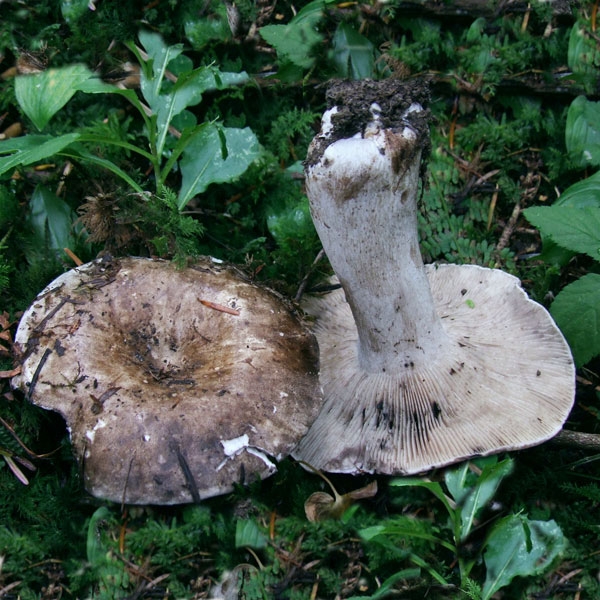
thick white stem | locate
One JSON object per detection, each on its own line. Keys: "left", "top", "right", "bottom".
{"left": 306, "top": 110, "right": 448, "bottom": 373}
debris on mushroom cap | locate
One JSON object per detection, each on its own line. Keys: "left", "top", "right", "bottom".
{"left": 12, "top": 256, "right": 322, "bottom": 504}
{"left": 292, "top": 79, "right": 575, "bottom": 475}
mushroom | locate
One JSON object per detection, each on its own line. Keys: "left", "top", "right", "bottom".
{"left": 12, "top": 255, "right": 322, "bottom": 504}
{"left": 293, "top": 80, "right": 575, "bottom": 475}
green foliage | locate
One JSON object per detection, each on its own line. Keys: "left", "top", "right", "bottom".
{"left": 1, "top": 2, "right": 599, "bottom": 598}
{"left": 568, "top": 16, "right": 600, "bottom": 92}
{"left": 15, "top": 64, "right": 93, "bottom": 131}
{"left": 331, "top": 22, "right": 377, "bottom": 79}
{"left": 3, "top": 30, "right": 260, "bottom": 212}
{"left": 566, "top": 96, "right": 600, "bottom": 168}
{"left": 360, "top": 457, "right": 566, "bottom": 597}
{"left": 524, "top": 94, "right": 600, "bottom": 367}
{"left": 259, "top": 3, "right": 327, "bottom": 72}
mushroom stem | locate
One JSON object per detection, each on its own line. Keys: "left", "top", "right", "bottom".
{"left": 295, "top": 81, "right": 574, "bottom": 475}
{"left": 306, "top": 105, "right": 447, "bottom": 373}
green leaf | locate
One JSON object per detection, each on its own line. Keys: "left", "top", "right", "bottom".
{"left": 61, "top": 147, "right": 145, "bottom": 194}
{"left": 523, "top": 206, "right": 600, "bottom": 260}
{"left": 550, "top": 273, "right": 600, "bottom": 367}
{"left": 60, "top": 0, "right": 89, "bottom": 22}
{"left": 29, "top": 185, "right": 76, "bottom": 250}
{"left": 178, "top": 125, "right": 260, "bottom": 210}
{"left": 566, "top": 96, "right": 600, "bottom": 168}
{"left": 482, "top": 516, "right": 566, "bottom": 600}
{"left": 345, "top": 568, "right": 421, "bottom": 600}
{"left": 389, "top": 478, "right": 455, "bottom": 521}
{"left": 359, "top": 521, "right": 453, "bottom": 552}
{"left": 137, "top": 30, "right": 183, "bottom": 108}
{"left": 332, "top": 22, "right": 375, "bottom": 79}
{"left": 15, "top": 65, "right": 94, "bottom": 130}
{"left": 555, "top": 169, "right": 600, "bottom": 208}
{"left": 0, "top": 133, "right": 80, "bottom": 176}
{"left": 151, "top": 68, "right": 217, "bottom": 156}
{"left": 568, "top": 20, "right": 600, "bottom": 75}
{"left": 235, "top": 519, "right": 268, "bottom": 550}
{"left": 184, "top": 2, "right": 232, "bottom": 49}
{"left": 260, "top": 12, "right": 323, "bottom": 70}
{"left": 445, "top": 457, "right": 513, "bottom": 541}
{"left": 86, "top": 506, "right": 113, "bottom": 566}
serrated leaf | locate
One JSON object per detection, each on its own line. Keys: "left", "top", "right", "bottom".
{"left": 178, "top": 125, "right": 260, "bottom": 209}
{"left": 184, "top": 3, "right": 231, "bottom": 49}
{"left": 29, "top": 184, "right": 76, "bottom": 250}
{"left": 523, "top": 206, "right": 600, "bottom": 260}
{"left": 566, "top": 96, "right": 600, "bottom": 168}
{"left": 260, "top": 13, "right": 323, "bottom": 70}
{"left": 482, "top": 516, "right": 565, "bottom": 600}
{"left": 332, "top": 22, "right": 375, "bottom": 79}
{"left": 551, "top": 273, "right": 600, "bottom": 367}
{"left": 15, "top": 65, "right": 94, "bottom": 130}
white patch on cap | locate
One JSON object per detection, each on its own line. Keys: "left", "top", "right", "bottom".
{"left": 221, "top": 434, "right": 250, "bottom": 457}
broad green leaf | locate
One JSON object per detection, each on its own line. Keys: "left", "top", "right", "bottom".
{"left": 15, "top": 65, "right": 94, "bottom": 130}
{"left": 178, "top": 125, "right": 260, "bottom": 209}
{"left": 551, "top": 273, "right": 600, "bottom": 367}
{"left": 235, "top": 519, "right": 267, "bottom": 550}
{"left": 0, "top": 133, "right": 80, "bottom": 176}
{"left": 184, "top": 2, "right": 231, "bottom": 49}
{"left": 568, "top": 21, "right": 600, "bottom": 75}
{"left": 151, "top": 68, "right": 215, "bottom": 156}
{"left": 523, "top": 206, "right": 600, "bottom": 260}
{"left": 555, "top": 169, "right": 600, "bottom": 208}
{"left": 566, "top": 96, "right": 600, "bottom": 168}
{"left": 445, "top": 457, "right": 513, "bottom": 541}
{"left": 137, "top": 30, "right": 184, "bottom": 110}
{"left": 260, "top": 12, "right": 323, "bottom": 70}
{"left": 482, "top": 516, "right": 566, "bottom": 600}
{"left": 294, "top": 0, "right": 333, "bottom": 22}
{"left": 29, "top": 185, "right": 76, "bottom": 250}
{"left": 332, "top": 22, "right": 375, "bottom": 79}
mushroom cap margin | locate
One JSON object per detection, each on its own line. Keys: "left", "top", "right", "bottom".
{"left": 293, "top": 263, "right": 576, "bottom": 474}
{"left": 12, "top": 256, "right": 323, "bottom": 504}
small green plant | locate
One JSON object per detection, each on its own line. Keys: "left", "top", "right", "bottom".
{"left": 1, "top": 30, "right": 260, "bottom": 213}
{"left": 357, "top": 456, "right": 566, "bottom": 599}
{"left": 524, "top": 95, "right": 600, "bottom": 367}
{"left": 259, "top": 0, "right": 382, "bottom": 80}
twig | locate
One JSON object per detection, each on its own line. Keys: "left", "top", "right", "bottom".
{"left": 0, "top": 580, "right": 22, "bottom": 597}
{"left": 197, "top": 298, "right": 240, "bottom": 316}
{"left": 294, "top": 249, "right": 325, "bottom": 303}
{"left": 551, "top": 430, "right": 600, "bottom": 451}
{"left": 493, "top": 201, "right": 521, "bottom": 256}
{"left": 175, "top": 445, "right": 201, "bottom": 503}
{"left": 25, "top": 348, "right": 52, "bottom": 401}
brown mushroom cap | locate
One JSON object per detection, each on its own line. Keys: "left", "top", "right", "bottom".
{"left": 294, "top": 264, "right": 575, "bottom": 474}
{"left": 12, "top": 256, "right": 322, "bottom": 504}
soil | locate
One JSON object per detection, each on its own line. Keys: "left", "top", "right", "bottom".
{"left": 306, "top": 78, "right": 432, "bottom": 168}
